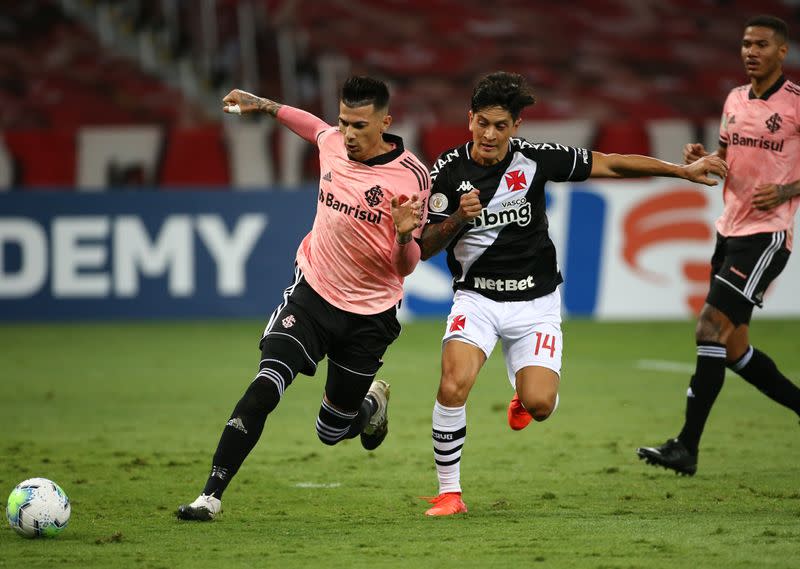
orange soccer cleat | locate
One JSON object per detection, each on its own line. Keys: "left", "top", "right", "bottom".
{"left": 507, "top": 393, "right": 533, "bottom": 431}
{"left": 423, "top": 492, "right": 468, "bottom": 516}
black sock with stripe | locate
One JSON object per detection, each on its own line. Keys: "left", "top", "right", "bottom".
{"left": 677, "top": 342, "right": 726, "bottom": 454}
{"left": 730, "top": 345, "right": 800, "bottom": 417}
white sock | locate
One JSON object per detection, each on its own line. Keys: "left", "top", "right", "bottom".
{"left": 432, "top": 400, "right": 467, "bottom": 494}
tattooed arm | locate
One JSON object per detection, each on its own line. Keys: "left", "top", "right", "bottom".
{"left": 222, "top": 89, "right": 282, "bottom": 116}
{"left": 753, "top": 179, "right": 800, "bottom": 211}
{"left": 222, "top": 88, "right": 329, "bottom": 143}
{"left": 420, "top": 189, "right": 481, "bottom": 260}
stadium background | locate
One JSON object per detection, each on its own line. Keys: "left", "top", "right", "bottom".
{"left": 3, "top": 0, "right": 800, "bottom": 321}
{"left": 2, "top": 4, "right": 800, "bottom": 569}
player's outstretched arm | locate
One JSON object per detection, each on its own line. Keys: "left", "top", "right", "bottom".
{"left": 589, "top": 152, "right": 728, "bottom": 186}
{"left": 222, "top": 88, "right": 329, "bottom": 143}
{"left": 420, "top": 189, "right": 481, "bottom": 260}
{"left": 222, "top": 89, "right": 282, "bottom": 116}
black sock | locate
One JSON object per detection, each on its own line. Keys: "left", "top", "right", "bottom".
{"left": 202, "top": 357, "right": 295, "bottom": 499}
{"left": 315, "top": 393, "right": 377, "bottom": 445}
{"left": 346, "top": 396, "right": 378, "bottom": 438}
{"left": 730, "top": 346, "right": 800, "bottom": 417}
{"left": 677, "top": 342, "right": 727, "bottom": 454}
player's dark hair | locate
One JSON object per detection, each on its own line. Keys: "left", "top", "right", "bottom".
{"left": 745, "top": 15, "right": 789, "bottom": 43}
{"left": 340, "top": 76, "right": 390, "bottom": 111}
{"left": 470, "top": 72, "right": 536, "bottom": 120}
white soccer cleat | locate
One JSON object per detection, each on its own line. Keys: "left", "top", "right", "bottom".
{"left": 361, "top": 380, "right": 390, "bottom": 450}
{"left": 176, "top": 494, "right": 222, "bottom": 521}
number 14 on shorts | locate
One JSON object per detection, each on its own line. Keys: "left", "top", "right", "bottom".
{"left": 533, "top": 331, "right": 556, "bottom": 358}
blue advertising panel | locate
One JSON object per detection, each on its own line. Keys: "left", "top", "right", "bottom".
{"left": 0, "top": 190, "right": 317, "bottom": 320}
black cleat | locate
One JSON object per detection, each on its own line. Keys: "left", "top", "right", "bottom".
{"left": 636, "top": 438, "right": 697, "bottom": 476}
{"left": 361, "top": 380, "right": 390, "bottom": 451}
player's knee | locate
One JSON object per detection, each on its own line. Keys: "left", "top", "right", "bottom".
{"left": 437, "top": 374, "right": 471, "bottom": 406}
{"left": 235, "top": 376, "right": 281, "bottom": 417}
{"left": 521, "top": 392, "right": 556, "bottom": 421}
{"left": 695, "top": 305, "right": 734, "bottom": 343}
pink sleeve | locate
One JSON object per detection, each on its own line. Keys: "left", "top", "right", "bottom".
{"left": 391, "top": 238, "right": 421, "bottom": 277}
{"left": 276, "top": 106, "right": 331, "bottom": 144}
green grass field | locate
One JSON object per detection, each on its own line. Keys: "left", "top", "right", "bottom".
{"left": 1, "top": 319, "right": 798, "bottom": 569}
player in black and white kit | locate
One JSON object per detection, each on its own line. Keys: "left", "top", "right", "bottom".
{"left": 420, "top": 72, "right": 729, "bottom": 516}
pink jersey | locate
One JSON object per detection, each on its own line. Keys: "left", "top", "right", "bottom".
{"left": 276, "top": 106, "right": 430, "bottom": 315}
{"left": 718, "top": 77, "right": 800, "bottom": 247}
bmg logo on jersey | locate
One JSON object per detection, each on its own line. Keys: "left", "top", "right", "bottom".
{"left": 471, "top": 201, "right": 532, "bottom": 228}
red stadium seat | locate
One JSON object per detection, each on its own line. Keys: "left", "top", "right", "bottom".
{"left": 592, "top": 121, "right": 651, "bottom": 156}
{"left": 3, "top": 130, "right": 76, "bottom": 189}
{"left": 159, "top": 126, "right": 230, "bottom": 188}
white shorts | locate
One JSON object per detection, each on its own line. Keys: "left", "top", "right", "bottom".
{"left": 442, "top": 288, "right": 563, "bottom": 388}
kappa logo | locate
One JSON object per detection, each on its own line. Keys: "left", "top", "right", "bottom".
{"left": 323, "top": 171, "right": 332, "bottom": 182}
{"left": 282, "top": 314, "right": 296, "bottom": 328}
{"left": 765, "top": 113, "right": 782, "bottom": 134}
{"left": 505, "top": 170, "right": 527, "bottom": 192}
{"left": 456, "top": 180, "right": 474, "bottom": 192}
{"left": 364, "top": 185, "right": 384, "bottom": 207}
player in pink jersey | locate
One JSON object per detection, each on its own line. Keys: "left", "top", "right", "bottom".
{"left": 177, "top": 76, "right": 430, "bottom": 520}
{"left": 638, "top": 15, "right": 800, "bottom": 476}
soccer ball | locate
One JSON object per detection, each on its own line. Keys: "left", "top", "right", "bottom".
{"left": 6, "top": 478, "right": 71, "bottom": 538}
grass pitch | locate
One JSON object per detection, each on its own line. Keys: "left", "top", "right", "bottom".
{"left": 1, "top": 319, "right": 798, "bottom": 568}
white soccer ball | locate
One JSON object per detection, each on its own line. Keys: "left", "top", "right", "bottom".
{"left": 6, "top": 478, "right": 71, "bottom": 538}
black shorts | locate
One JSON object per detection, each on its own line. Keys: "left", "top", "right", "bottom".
{"left": 260, "top": 267, "right": 401, "bottom": 378}
{"left": 706, "top": 231, "right": 790, "bottom": 326}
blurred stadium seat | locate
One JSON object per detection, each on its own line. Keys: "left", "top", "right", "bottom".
{"left": 2, "top": 0, "right": 799, "bottom": 188}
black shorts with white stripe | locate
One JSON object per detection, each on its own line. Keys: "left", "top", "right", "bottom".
{"left": 706, "top": 231, "right": 790, "bottom": 325}
{"left": 259, "top": 267, "right": 401, "bottom": 408}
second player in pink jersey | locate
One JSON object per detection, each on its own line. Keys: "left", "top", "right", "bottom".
{"left": 716, "top": 70, "right": 800, "bottom": 241}
{"left": 638, "top": 15, "right": 800, "bottom": 476}
{"left": 177, "top": 76, "right": 430, "bottom": 521}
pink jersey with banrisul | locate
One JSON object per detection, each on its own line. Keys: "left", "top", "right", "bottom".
{"left": 277, "top": 105, "right": 430, "bottom": 315}
{"left": 718, "top": 77, "right": 800, "bottom": 248}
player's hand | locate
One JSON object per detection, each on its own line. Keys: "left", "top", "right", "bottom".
{"left": 683, "top": 154, "right": 728, "bottom": 186}
{"left": 455, "top": 189, "right": 482, "bottom": 223}
{"left": 752, "top": 183, "right": 791, "bottom": 211}
{"left": 391, "top": 193, "right": 423, "bottom": 240}
{"left": 222, "top": 89, "right": 265, "bottom": 115}
{"left": 682, "top": 143, "right": 708, "bottom": 164}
